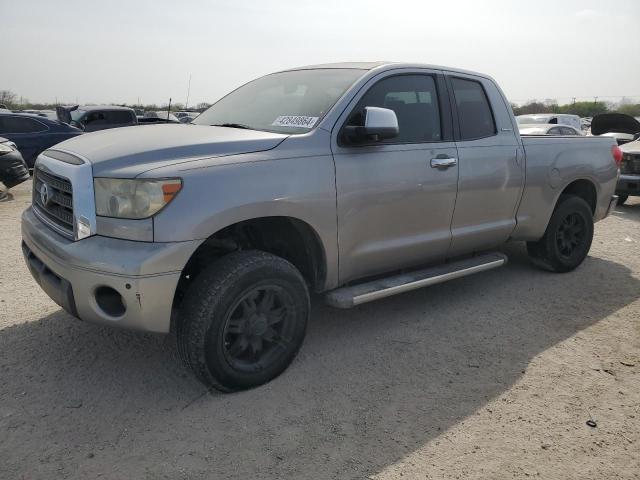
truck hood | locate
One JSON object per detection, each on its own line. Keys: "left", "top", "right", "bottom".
{"left": 591, "top": 113, "right": 640, "bottom": 136}
{"left": 53, "top": 124, "right": 288, "bottom": 177}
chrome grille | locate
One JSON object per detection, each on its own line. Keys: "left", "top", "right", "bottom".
{"left": 33, "top": 167, "right": 74, "bottom": 238}
{"left": 621, "top": 154, "right": 640, "bottom": 175}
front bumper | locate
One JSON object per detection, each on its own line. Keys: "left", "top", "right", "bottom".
{"left": 616, "top": 174, "right": 640, "bottom": 197}
{"left": 21, "top": 207, "right": 202, "bottom": 333}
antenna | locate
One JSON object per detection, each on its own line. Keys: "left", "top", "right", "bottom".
{"left": 185, "top": 74, "right": 192, "bottom": 110}
{"left": 167, "top": 98, "right": 172, "bottom": 121}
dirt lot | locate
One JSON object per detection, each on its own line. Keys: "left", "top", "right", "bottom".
{"left": 1, "top": 180, "right": 639, "bottom": 480}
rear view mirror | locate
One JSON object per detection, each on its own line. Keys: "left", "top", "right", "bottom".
{"left": 343, "top": 106, "right": 399, "bottom": 144}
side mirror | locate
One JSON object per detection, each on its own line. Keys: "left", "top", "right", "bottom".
{"left": 343, "top": 106, "right": 399, "bottom": 144}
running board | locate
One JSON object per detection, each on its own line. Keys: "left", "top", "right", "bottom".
{"left": 325, "top": 252, "right": 508, "bottom": 308}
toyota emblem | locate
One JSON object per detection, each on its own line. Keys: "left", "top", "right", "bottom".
{"left": 39, "top": 182, "right": 51, "bottom": 207}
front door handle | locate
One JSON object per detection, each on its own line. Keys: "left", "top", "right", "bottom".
{"left": 430, "top": 156, "right": 457, "bottom": 168}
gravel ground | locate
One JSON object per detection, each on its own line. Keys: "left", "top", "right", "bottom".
{"left": 1, "top": 180, "right": 639, "bottom": 480}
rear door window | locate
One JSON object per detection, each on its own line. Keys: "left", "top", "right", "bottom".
{"left": 0, "top": 116, "right": 48, "bottom": 133}
{"left": 450, "top": 77, "right": 496, "bottom": 140}
{"left": 105, "top": 110, "right": 134, "bottom": 125}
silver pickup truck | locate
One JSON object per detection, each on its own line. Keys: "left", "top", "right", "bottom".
{"left": 21, "top": 62, "right": 621, "bottom": 391}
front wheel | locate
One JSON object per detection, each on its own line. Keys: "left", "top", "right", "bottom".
{"left": 527, "top": 195, "right": 594, "bottom": 273}
{"left": 177, "top": 250, "right": 310, "bottom": 392}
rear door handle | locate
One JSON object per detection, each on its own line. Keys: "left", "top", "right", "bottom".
{"left": 430, "top": 157, "right": 457, "bottom": 168}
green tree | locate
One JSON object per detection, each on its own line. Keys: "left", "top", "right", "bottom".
{"left": 555, "top": 101, "right": 608, "bottom": 117}
{"left": 616, "top": 104, "right": 640, "bottom": 117}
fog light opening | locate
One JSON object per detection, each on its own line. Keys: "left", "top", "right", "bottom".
{"left": 95, "top": 286, "right": 126, "bottom": 317}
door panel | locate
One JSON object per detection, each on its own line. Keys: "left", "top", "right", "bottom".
{"left": 335, "top": 143, "right": 458, "bottom": 282}
{"left": 332, "top": 71, "right": 459, "bottom": 284}
{"left": 446, "top": 74, "right": 524, "bottom": 256}
{"left": 449, "top": 143, "right": 522, "bottom": 254}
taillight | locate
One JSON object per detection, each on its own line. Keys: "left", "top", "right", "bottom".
{"left": 612, "top": 145, "right": 623, "bottom": 167}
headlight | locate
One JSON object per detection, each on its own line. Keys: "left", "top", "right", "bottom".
{"left": 94, "top": 178, "right": 182, "bottom": 219}
{"left": 0, "top": 143, "right": 14, "bottom": 155}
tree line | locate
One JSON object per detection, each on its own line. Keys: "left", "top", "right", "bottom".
{"left": 0, "top": 90, "right": 211, "bottom": 113}
{"left": 2, "top": 89, "right": 640, "bottom": 118}
{"left": 512, "top": 100, "right": 640, "bottom": 118}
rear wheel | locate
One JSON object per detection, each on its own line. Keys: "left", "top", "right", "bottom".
{"left": 527, "top": 195, "right": 594, "bottom": 273}
{"left": 177, "top": 250, "right": 309, "bottom": 392}
{"left": 617, "top": 195, "right": 628, "bottom": 206}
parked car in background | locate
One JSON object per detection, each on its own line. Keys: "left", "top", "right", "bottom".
{"left": 617, "top": 136, "right": 640, "bottom": 205}
{"left": 175, "top": 111, "right": 200, "bottom": 123}
{"left": 590, "top": 113, "right": 640, "bottom": 146}
{"left": 19, "top": 109, "right": 58, "bottom": 120}
{"left": 519, "top": 124, "right": 582, "bottom": 136}
{"left": 516, "top": 114, "right": 582, "bottom": 131}
{"left": 0, "top": 137, "right": 30, "bottom": 189}
{"left": 142, "top": 111, "right": 181, "bottom": 123}
{"left": 56, "top": 105, "right": 138, "bottom": 132}
{"left": 22, "top": 62, "right": 619, "bottom": 392}
{"left": 0, "top": 112, "right": 82, "bottom": 167}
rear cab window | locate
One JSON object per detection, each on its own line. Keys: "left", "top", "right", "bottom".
{"left": 450, "top": 77, "right": 496, "bottom": 140}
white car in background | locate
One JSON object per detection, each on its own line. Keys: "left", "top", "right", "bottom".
{"left": 518, "top": 124, "right": 583, "bottom": 136}
{"left": 516, "top": 113, "right": 582, "bottom": 131}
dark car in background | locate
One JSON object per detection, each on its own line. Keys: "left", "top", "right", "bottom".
{"left": 0, "top": 112, "right": 82, "bottom": 167}
{"left": 0, "top": 137, "right": 30, "bottom": 190}
{"left": 57, "top": 105, "right": 138, "bottom": 132}
{"left": 591, "top": 113, "right": 640, "bottom": 146}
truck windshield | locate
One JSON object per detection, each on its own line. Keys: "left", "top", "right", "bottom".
{"left": 193, "top": 69, "right": 364, "bottom": 134}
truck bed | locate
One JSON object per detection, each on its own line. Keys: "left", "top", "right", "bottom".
{"left": 511, "top": 135, "right": 618, "bottom": 241}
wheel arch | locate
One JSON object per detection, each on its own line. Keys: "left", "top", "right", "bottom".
{"left": 172, "top": 215, "right": 328, "bottom": 314}
{"left": 558, "top": 178, "right": 598, "bottom": 214}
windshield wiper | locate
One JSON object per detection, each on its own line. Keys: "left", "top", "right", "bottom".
{"left": 211, "top": 123, "right": 254, "bottom": 130}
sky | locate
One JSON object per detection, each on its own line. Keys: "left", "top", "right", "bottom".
{"left": 2, "top": 0, "right": 639, "bottom": 107}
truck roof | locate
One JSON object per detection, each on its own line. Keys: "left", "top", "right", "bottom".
{"left": 281, "top": 61, "right": 493, "bottom": 80}
{"left": 77, "top": 105, "right": 135, "bottom": 112}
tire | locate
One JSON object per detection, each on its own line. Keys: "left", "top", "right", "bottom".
{"left": 177, "top": 250, "right": 309, "bottom": 392}
{"left": 617, "top": 195, "right": 628, "bottom": 206}
{"left": 526, "top": 195, "right": 594, "bottom": 273}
